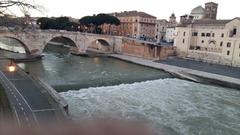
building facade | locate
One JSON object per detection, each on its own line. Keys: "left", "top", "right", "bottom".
{"left": 109, "top": 11, "right": 156, "bottom": 41}
{"left": 174, "top": 18, "right": 240, "bottom": 67}
{"left": 180, "top": 2, "right": 218, "bottom": 25}
{"left": 165, "top": 14, "right": 178, "bottom": 43}
{"left": 155, "top": 19, "right": 168, "bottom": 43}
{"left": 165, "top": 27, "right": 176, "bottom": 43}
{"left": 180, "top": 15, "right": 194, "bottom": 24}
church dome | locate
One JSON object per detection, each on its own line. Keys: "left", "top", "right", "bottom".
{"left": 191, "top": 6, "right": 205, "bottom": 15}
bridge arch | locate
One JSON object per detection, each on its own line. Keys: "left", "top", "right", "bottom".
{"left": 88, "top": 38, "right": 112, "bottom": 53}
{"left": 0, "top": 36, "right": 31, "bottom": 54}
{"left": 44, "top": 36, "right": 79, "bottom": 53}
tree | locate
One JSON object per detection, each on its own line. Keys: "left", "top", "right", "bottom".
{"left": 79, "top": 14, "right": 120, "bottom": 34}
{"left": 79, "top": 16, "right": 95, "bottom": 32}
{"left": 36, "top": 17, "right": 52, "bottom": 29}
{"left": 0, "top": 0, "right": 38, "bottom": 15}
{"left": 37, "top": 17, "right": 80, "bottom": 31}
{"left": 105, "top": 15, "right": 120, "bottom": 34}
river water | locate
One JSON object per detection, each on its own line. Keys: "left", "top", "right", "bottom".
{"left": 1, "top": 40, "right": 239, "bottom": 134}
{"left": 61, "top": 79, "right": 240, "bottom": 135}
{"left": 17, "top": 45, "right": 172, "bottom": 92}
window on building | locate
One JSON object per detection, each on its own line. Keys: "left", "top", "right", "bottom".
{"left": 220, "top": 41, "right": 223, "bottom": 47}
{"left": 227, "top": 42, "right": 231, "bottom": 47}
{"left": 221, "top": 33, "right": 224, "bottom": 37}
{"left": 227, "top": 50, "right": 230, "bottom": 55}
{"left": 183, "top": 39, "right": 185, "bottom": 43}
{"left": 206, "top": 33, "right": 211, "bottom": 37}
{"left": 233, "top": 28, "right": 237, "bottom": 35}
{"left": 212, "top": 33, "right": 215, "bottom": 37}
{"left": 183, "top": 32, "right": 186, "bottom": 36}
{"left": 192, "top": 32, "right": 198, "bottom": 36}
{"left": 202, "top": 40, "right": 204, "bottom": 43}
{"left": 201, "top": 33, "right": 205, "bottom": 37}
{"left": 134, "top": 27, "right": 137, "bottom": 32}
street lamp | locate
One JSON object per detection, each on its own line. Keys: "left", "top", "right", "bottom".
{"left": 96, "top": 40, "right": 99, "bottom": 44}
{"left": 8, "top": 59, "right": 16, "bottom": 72}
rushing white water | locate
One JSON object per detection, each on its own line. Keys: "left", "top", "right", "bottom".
{"left": 61, "top": 78, "right": 240, "bottom": 135}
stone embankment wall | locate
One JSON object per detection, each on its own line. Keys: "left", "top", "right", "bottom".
{"left": 183, "top": 50, "right": 240, "bottom": 68}
{"left": 121, "top": 38, "right": 175, "bottom": 60}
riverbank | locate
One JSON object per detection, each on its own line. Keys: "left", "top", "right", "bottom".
{"left": 159, "top": 57, "right": 240, "bottom": 79}
{"left": 0, "top": 49, "right": 43, "bottom": 62}
{"left": 109, "top": 54, "right": 240, "bottom": 90}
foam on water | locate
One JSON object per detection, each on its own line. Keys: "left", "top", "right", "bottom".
{"left": 61, "top": 78, "right": 240, "bottom": 135}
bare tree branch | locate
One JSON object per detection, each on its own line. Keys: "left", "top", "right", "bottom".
{"left": 0, "top": 0, "right": 44, "bottom": 31}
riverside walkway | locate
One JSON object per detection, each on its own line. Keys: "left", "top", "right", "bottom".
{"left": 0, "top": 59, "right": 68, "bottom": 126}
{"left": 110, "top": 54, "right": 240, "bottom": 90}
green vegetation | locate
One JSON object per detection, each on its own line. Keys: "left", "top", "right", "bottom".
{"left": 37, "top": 17, "right": 80, "bottom": 31}
{"left": 37, "top": 14, "right": 120, "bottom": 34}
{"left": 0, "top": 84, "right": 12, "bottom": 120}
{"left": 79, "top": 14, "right": 120, "bottom": 34}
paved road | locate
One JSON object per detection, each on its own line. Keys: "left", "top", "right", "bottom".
{"left": 158, "top": 57, "right": 240, "bottom": 79}
{"left": 0, "top": 71, "right": 37, "bottom": 126}
{"left": 0, "top": 60, "right": 65, "bottom": 126}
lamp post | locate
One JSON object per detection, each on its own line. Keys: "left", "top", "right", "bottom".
{"left": 8, "top": 59, "right": 16, "bottom": 72}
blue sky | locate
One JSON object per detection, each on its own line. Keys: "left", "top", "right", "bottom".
{"left": 31, "top": 0, "right": 239, "bottom": 20}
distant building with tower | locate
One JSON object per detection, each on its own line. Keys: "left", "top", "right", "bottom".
{"left": 204, "top": 2, "right": 218, "bottom": 20}
{"left": 155, "top": 13, "right": 178, "bottom": 44}
{"left": 180, "top": 1, "right": 219, "bottom": 24}
{"left": 174, "top": 2, "right": 240, "bottom": 67}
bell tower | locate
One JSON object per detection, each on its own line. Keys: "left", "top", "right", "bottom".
{"left": 204, "top": 2, "right": 218, "bottom": 20}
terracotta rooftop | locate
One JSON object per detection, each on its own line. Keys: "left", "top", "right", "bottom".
{"left": 113, "top": 11, "right": 156, "bottom": 18}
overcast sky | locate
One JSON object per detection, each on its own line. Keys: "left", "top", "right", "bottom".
{"left": 31, "top": 0, "right": 239, "bottom": 20}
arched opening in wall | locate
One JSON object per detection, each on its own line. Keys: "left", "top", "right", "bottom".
{"left": 87, "top": 39, "right": 111, "bottom": 53}
{"left": 0, "top": 36, "right": 30, "bottom": 54}
{"left": 44, "top": 36, "right": 78, "bottom": 55}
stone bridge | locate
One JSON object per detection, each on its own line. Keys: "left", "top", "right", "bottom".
{"left": 0, "top": 29, "right": 175, "bottom": 60}
{"left": 0, "top": 29, "right": 123, "bottom": 55}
